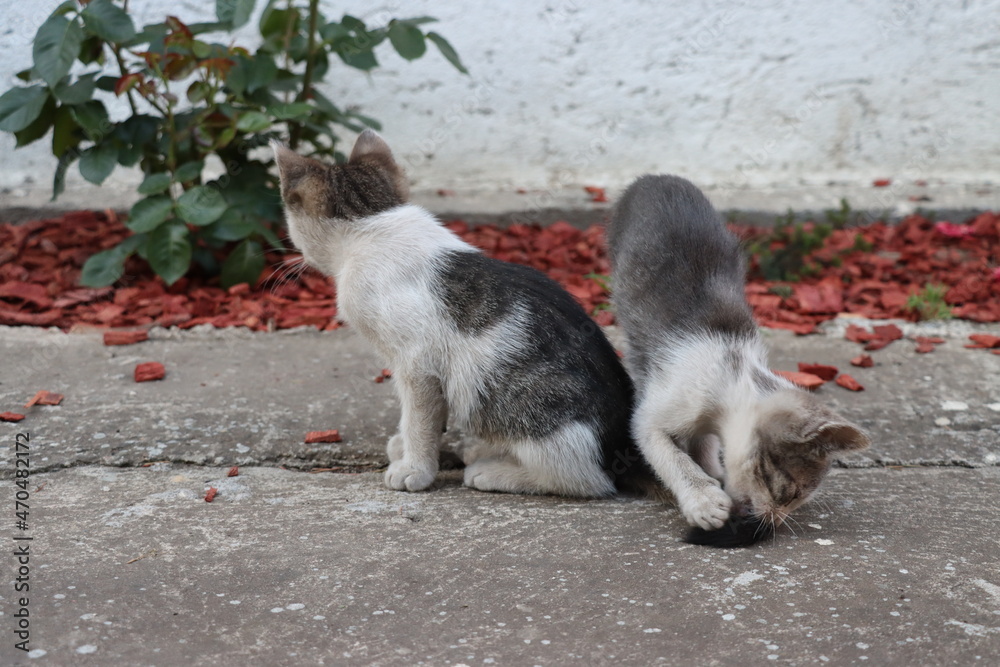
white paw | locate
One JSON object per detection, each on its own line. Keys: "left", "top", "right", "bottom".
{"left": 384, "top": 461, "right": 435, "bottom": 491}
{"left": 681, "top": 485, "right": 733, "bottom": 530}
{"left": 463, "top": 460, "right": 506, "bottom": 492}
{"left": 386, "top": 434, "right": 404, "bottom": 462}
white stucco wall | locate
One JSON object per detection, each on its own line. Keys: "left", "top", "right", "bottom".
{"left": 1, "top": 0, "right": 999, "bottom": 208}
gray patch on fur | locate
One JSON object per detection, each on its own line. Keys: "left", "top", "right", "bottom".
{"left": 608, "top": 174, "right": 757, "bottom": 380}
{"left": 433, "top": 250, "right": 647, "bottom": 482}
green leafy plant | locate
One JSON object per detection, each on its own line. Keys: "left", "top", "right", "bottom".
{"left": 906, "top": 284, "right": 953, "bottom": 321}
{"left": 0, "top": 0, "right": 466, "bottom": 287}
{"left": 749, "top": 200, "right": 871, "bottom": 282}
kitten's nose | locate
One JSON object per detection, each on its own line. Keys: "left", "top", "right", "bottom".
{"left": 732, "top": 498, "right": 754, "bottom": 518}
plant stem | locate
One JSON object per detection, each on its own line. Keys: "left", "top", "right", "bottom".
{"left": 289, "top": 0, "right": 319, "bottom": 150}
{"left": 111, "top": 45, "right": 140, "bottom": 116}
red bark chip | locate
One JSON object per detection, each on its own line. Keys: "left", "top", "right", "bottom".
{"left": 872, "top": 179, "right": 892, "bottom": 187}
{"left": 381, "top": 369, "right": 392, "bottom": 379}
{"left": 0, "top": 412, "right": 25, "bottom": 422}
{"left": 24, "top": 390, "right": 63, "bottom": 408}
{"left": 134, "top": 362, "right": 166, "bottom": 382}
{"left": 845, "top": 324, "right": 875, "bottom": 344}
{"left": 864, "top": 339, "right": 892, "bottom": 352}
{"left": 915, "top": 342, "right": 936, "bottom": 354}
{"left": 305, "top": 430, "right": 342, "bottom": 444}
{"left": 204, "top": 487, "right": 218, "bottom": 503}
{"left": 103, "top": 330, "right": 149, "bottom": 346}
{"left": 797, "top": 363, "right": 839, "bottom": 381}
{"left": 583, "top": 186, "right": 608, "bottom": 203}
{"left": 227, "top": 466, "right": 239, "bottom": 477}
{"left": 872, "top": 324, "right": 904, "bottom": 342}
{"left": 774, "top": 370, "right": 825, "bottom": 390}
{"left": 835, "top": 374, "right": 865, "bottom": 391}
{"left": 374, "top": 375, "right": 385, "bottom": 383}
{"left": 850, "top": 354, "right": 874, "bottom": 368}
{"left": 913, "top": 337, "right": 945, "bottom": 345}
{"left": 967, "top": 334, "right": 1000, "bottom": 348}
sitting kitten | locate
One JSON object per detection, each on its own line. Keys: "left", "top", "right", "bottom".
{"left": 273, "top": 130, "right": 643, "bottom": 497}
{"left": 607, "top": 174, "right": 870, "bottom": 540}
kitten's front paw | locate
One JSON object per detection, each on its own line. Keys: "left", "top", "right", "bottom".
{"left": 681, "top": 485, "right": 733, "bottom": 530}
{"left": 384, "top": 461, "right": 435, "bottom": 492}
{"left": 387, "top": 434, "right": 404, "bottom": 462}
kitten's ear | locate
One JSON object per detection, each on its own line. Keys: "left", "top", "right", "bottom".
{"left": 271, "top": 140, "right": 319, "bottom": 187}
{"left": 810, "top": 420, "right": 871, "bottom": 453}
{"left": 271, "top": 140, "right": 328, "bottom": 215}
{"left": 350, "top": 129, "right": 394, "bottom": 164}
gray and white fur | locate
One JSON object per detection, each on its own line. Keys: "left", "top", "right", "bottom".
{"left": 273, "top": 130, "right": 644, "bottom": 497}
{"left": 608, "top": 175, "right": 870, "bottom": 531}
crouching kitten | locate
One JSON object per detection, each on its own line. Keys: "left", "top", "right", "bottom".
{"left": 273, "top": 130, "right": 644, "bottom": 497}
{"left": 608, "top": 175, "right": 869, "bottom": 541}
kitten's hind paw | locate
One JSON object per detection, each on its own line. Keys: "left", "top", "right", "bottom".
{"left": 681, "top": 485, "right": 733, "bottom": 530}
{"left": 384, "top": 461, "right": 436, "bottom": 492}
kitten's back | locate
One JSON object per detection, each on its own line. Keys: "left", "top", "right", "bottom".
{"left": 608, "top": 175, "right": 756, "bottom": 361}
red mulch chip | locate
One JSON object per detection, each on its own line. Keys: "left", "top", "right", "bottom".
{"left": 305, "top": 430, "right": 342, "bottom": 444}
{"left": 864, "top": 338, "right": 892, "bottom": 351}
{"left": 104, "top": 330, "right": 149, "bottom": 346}
{"left": 913, "top": 336, "right": 945, "bottom": 345}
{"left": 835, "top": 374, "right": 865, "bottom": 391}
{"left": 1, "top": 412, "right": 25, "bottom": 422}
{"left": 774, "top": 370, "right": 825, "bottom": 390}
{"left": 134, "top": 362, "right": 166, "bottom": 382}
{"left": 24, "top": 390, "right": 63, "bottom": 408}
{"left": 227, "top": 466, "right": 239, "bottom": 477}
{"left": 845, "top": 324, "right": 876, "bottom": 344}
{"left": 872, "top": 179, "right": 892, "bottom": 187}
{"left": 797, "top": 363, "right": 839, "bottom": 381}
{"left": 915, "top": 342, "right": 937, "bottom": 354}
{"left": 966, "top": 334, "right": 1000, "bottom": 349}
{"left": 850, "top": 354, "right": 874, "bottom": 368}
{"left": 204, "top": 487, "right": 218, "bottom": 503}
{"left": 872, "top": 324, "right": 904, "bottom": 341}
{"left": 584, "top": 185, "right": 608, "bottom": 203}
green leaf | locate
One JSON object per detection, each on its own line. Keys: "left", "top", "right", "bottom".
{"left": 147, "top": 222, "right": 192, "bottom": 286}
{"left": 14, "top": 95, "right": 57, "bottom": 148}
{"left": 260, "top": 7, "right": 299, "bottom": 43}
{"left": 69, "top": 100, "right": 110, "bottom": 141}
{"left": 175, "top": 161, "right": 204, "bottom": 183}
{"left": 221, "top": 239, "right": 264, "bottom": 288}
{"left": 267, "top": 102, "right": 313, "bottom": 120}
{"left": 186, "top": 80, "right": 213, "bottom": 103}
{"left": 81, "top": 0, "right": 136, "bottom": 42}
{"left": 78, "top": 142, "right": 118, "bottom": 184}
{"left": 32, "top": 14, "right": 85, "bottom": 87}
{"left": 236, "top": 111, "right": 271, "bottom": 132}
{"left": 52, "top": 150, "right": 79, "bottom": 200}
{"left": 207, "top": 207, "right": 258, "bottom": 241}
{"left": 80, "top": 246, "right": 127, "bottom": 287}
{"left": 50, "top": 0, "right": 78, "bottom": 16}
{"left": 427, "top": 32, "right": 468, "bottom": 74}
{"left": 397, "top": 17, "right": 439, "bottom": 27}
{"left": 52, "top": 105, "right": 81, "bottom": 157}
{"left": 217, "top": 0, "right": 256, "bottom": 29}
{"left": 53, "top": 72, "right": 99, "bottom": 104}
{"left": 177, "top": 186, "right": 227, "bottom": 225}
{"left": 79, "top": 236, "right": 144, "bottom": 287}
{"left": 0, "top": 86, "right": 50, "bottom": 133}
{"left": 388, "top": 21, "right": 426, "bottom": 60}
{"left": 336, "top": 46, "right": 378, "bottom": 71}
{"left": 127, "top": 195, "right": 175, "bottom": 233}
{"left": 138, "top": 172, "right": 172, "bottom": 195}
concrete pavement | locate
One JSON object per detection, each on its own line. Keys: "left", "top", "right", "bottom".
{"left": 1, "top": 319, "right": 999, "bottom": 665}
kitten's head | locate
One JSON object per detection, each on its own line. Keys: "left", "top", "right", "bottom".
{"left": 271, "top": 129, "right": 408, "bottom": 271}
{"left": 724, "top": 388, "right": 870, "bottom": 526}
